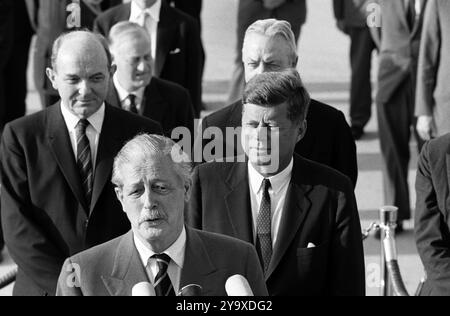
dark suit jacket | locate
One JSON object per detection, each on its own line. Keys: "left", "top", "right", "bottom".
{"left": 107, "top": 77, "right": 195, "bottom": 139}
{"left": 376, "top": 0, "right": 428, "bottom": 104}
{"left": 94, "top": 1, "right": 203, "bottom": 117}
{"left": 0, "top": 104, "right": 163, "bottom": 296}
{"left": 415, "top": 134, "right": 450, "bottom": 296}
{"left": 187, "top": 154, "right": 365, "bottom": 296}
{"left": 199, "top": 100, "right": 358, "bottom": 187}
{"left": 56, "top": 228, "right": 268, "bottom": 296}
{"left": 415, "top": 0, "right": 450, "bottom": 136}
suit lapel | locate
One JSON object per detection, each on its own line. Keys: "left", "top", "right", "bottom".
{"left": 224, "top": 162, "right": 254, "bottom": 243}
{"left": 265, "top": 156, "right": 313, "bottom": 280}
{"left": 47, "top": 104, "right": 89, "bottom": 213}
{"left": 102, "top": 231, "right": 149, "bottom": 296}
{"left": 90, "top": 106, "right": 124, "bottom": 214}
{"left": 155, "top": 2, "right": 178, "bottom": 77}
{"left": 180, "top": 228, "right": 218, "bottom": 295}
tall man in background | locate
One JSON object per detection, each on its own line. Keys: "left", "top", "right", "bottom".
{"left": 415, "top": 0, "right": 450, "bottom": 141}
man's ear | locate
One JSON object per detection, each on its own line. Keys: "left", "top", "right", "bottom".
{"left": 114, "top": 187, "right": 125, "bottom": 211}
{"left": 46, "top": 68, "right": 58, "bottom": 90}
{"left": 184, "top": 179, "right": 193, "bottom": 203}
{"left": 296, "top": 120, "right": 307, "bottom": 143}
{"left": 109, "top": 64, "right": 117, "bottom": 77}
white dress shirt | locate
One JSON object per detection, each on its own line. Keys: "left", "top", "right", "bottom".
{"left": 248, "top": 159, "right": 293, "bottom": 248}
{"left": 404, "top": 0, "right": 422, "bottom": 16}
{"left": 134, "top": 226, "right": 186, "bottom": 294}
{"left": 60, "top": 103, "right": 105, "bottom": 170}
{"left": 113, "top": 74, "right": 145, "bottom": 114}
{"left": 129, "top": 0, "right": 161, "bottom": 62}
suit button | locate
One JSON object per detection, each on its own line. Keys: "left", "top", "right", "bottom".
{"left": 84, "top": 220, "right": 89, "bottom": 229}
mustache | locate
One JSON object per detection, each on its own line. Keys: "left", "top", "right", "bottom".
{"left": 138, "top": 208, "right": 167, "bottom": 224}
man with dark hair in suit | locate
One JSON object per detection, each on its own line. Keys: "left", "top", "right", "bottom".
{"left": 94, "top": 0, "right": 203, "bottom": 117}
{"left": 107, "top": 21, "right": 194, "bottom": 138}
{"left": 333, "top": 0, "right": 376, "bottom": 140}
{"left": 198, "top": 19, "right": 358, "bottom": 187}
{"left": 56, "top": 134, "right": 268, "bottom": 296}
{"left": 188, "top": 70, "right": 365, "bottom": 296}
{"left": 371, "top": 0, "right": 427, "bottom": 233}
{"left": 415, "top": 134, "right": 450, "bottom": 296}
{"left": 415, "top": 0, "right": 450, "bottom": 141}
{"left": 227, "top": 0, "right": 308, "bottom": 103}
{"left": 0, "top": 30, "right": 163, "bottom": 296}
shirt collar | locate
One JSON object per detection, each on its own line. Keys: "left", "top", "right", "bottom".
{"left": 113, "top": 74, "right": 145, "bottom": 105}
{"left": 130, "top": 0, "right": 162, "bottom": 23}
{"left": 134, "top": 226, "right": 186, "bottom": 269}
{"left": 60, "top": 102, "right": 105, "bottom": 134}
{"left": 248, "top": 158, "right": 294, "bottom": 195}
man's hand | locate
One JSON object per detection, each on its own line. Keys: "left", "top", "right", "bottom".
{"left": 262, "top": 0, "right": 286, "bottom": 10}
{"left": 417, "top": 115, "right": 435, "bottom": 141}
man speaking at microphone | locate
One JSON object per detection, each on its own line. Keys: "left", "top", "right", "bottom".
{"left": 56, "top": 134, "right": 267, "bottom": 296}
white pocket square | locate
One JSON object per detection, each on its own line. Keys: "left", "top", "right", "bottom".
{"left": 307, "top": 242, "right": 316, "bottom": 249}
{"left": 169, "top": 48, "right": 181, "bottom": 55}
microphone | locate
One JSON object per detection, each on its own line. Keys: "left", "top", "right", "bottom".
{"left": 225, "top": 275, "right": 254, "bottom": 296}
{"left": 178, "top": 284, "right": 203, "bottom": 296}
{"left": 132, "top": 282, "right": 156, "bottom": 296}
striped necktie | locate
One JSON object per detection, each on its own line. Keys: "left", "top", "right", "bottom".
{"left": 126, "top": 94, "right": 138, "bottom": 114}
{"left": 151, "top": 254, "right": 176, "bottom": 296}
{"left": 256, "top": 179, "right": 272, "bottom": 274}
{"left": 75, "top": 119, "right": 93, "bottom": 210}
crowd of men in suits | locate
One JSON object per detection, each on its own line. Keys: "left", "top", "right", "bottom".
{"left": 0, "top": 0, "right": 449, "bottom": 296}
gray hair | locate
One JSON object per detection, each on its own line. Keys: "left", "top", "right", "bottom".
{"left": 243, "top": 19, "right": 298, "bottom": 66}
{"left": 112, "top": 134, "right": 192, "bottom": 189}
{"left": 108, "top": 21, "right": 151, "bottom": 53}
{"left": 51, "top": 30, "right": 113, "bottom": 71}
{"left": 243, "top": 69, "right": 311, "bottom": 123}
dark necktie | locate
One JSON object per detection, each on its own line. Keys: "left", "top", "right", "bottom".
{"left": 126, "top": 94, "right": 138, "bottom": 114}
{"left": 151, "top": 254, "right": 176, "bottom": 296}
{"left": 75, "top": 119, "right": 93, "bottom": 209}
{"left": 256, "top": 179, "right": 272, "bottom": 274}
{"left": 406, "top": 0, "right": 417, "bottom": 30}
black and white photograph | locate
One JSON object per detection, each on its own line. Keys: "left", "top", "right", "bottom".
{"left": 0, "top": 0, "right": 448, "bottom": 298}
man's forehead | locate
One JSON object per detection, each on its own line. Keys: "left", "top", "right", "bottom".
{"left": 244, "top": 103, "right": 289, "bottom": 119}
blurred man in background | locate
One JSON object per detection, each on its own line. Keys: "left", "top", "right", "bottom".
{"left": 333, "top": 0, "right": 376, "bottom": 140}
{"left": 107, "top": 21, "right": 194, "bottom": 138}
{"left": 95, "top": 0, "right": 203, "bottom": 117}
{"left": 372, "top": 0, "right": 428, "bottom": 233}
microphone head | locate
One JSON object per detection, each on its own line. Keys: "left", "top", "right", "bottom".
{"left": 132, "top": 282, "right": 156, "bottom": 296}
{"left": 225, "top": 274, "right": 254, "bottom": 296}
{"left": 178, "top": 284, "right": 203, "bottom": 296}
